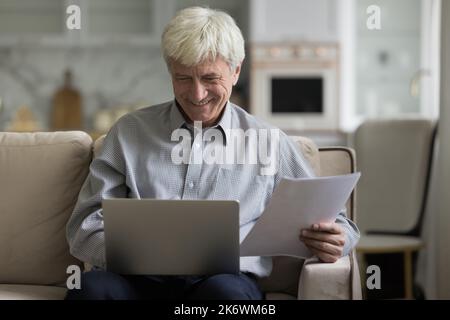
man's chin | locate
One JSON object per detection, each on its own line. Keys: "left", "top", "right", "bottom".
{"left": 191, "top": 117, "right": 211, "bottom": 124}
{"left": 189, "top": 111, "right": 214, "bottom": 123}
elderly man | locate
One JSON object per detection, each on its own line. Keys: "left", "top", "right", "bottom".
{"left": 65, "top": 7, "right": 359, "bottom": 300}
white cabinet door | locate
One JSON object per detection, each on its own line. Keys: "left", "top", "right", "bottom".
{"left": 0, "top": 0, "right": 65, "bottom": 45}
{"left": 87, "top": 0, "right": 154, "bottom": 36}
{"left": 354, "top": 0, "right": 438, "bottom": 119}
{"left": 0, "top": 0, "right": 174, "bottom": 47}
{"left": 83, "top": 0, "right": 172, "bottom": 46}
{"left": 249, "top": 0, "right": 338, "bottom": 43}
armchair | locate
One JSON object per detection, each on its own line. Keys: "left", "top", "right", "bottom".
{"left": 259, "top": 138, "right": 362, "bottom": 300}
{"left": 353, "top": 119, "right": 436, "bottom": 299}
{"left": 0, "top": 131, "right": 361, "bottom": 299}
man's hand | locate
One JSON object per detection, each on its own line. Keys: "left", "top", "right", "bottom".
{"left": 299, "top": 222, "right": 346, "bottom": 263}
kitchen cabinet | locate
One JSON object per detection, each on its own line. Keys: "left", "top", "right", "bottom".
{"left": 0, "top": 0, "right": 249, "bottom": 47}
{"left": 249, "top": 0, "right": 339, "bottom": 43}
{"left": 0, "top": 0, "right": 65, "bottom": 46}
{"left": 82, "top": 0, "right": 173, "bottom": 46}
{"left": 0, "top": 0, "right": 174, "bottom": 47}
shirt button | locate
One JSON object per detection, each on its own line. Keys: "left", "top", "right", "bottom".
{"left": 189, "top": 181, "right": 194, "bottom": 189}
{"left": 195, "top": 143, "right": 201, "bottom": 149}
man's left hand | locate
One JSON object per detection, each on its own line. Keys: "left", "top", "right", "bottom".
{"left": 299, "top": 222, "right": 346, "bottom": 263}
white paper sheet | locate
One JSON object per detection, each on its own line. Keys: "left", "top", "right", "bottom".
{"left": 240, "top": 172, "right": 361, "bottom": 258}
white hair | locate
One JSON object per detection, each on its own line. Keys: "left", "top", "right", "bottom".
{"left": 162, "top": 7, "right": 245, "bottom": 71}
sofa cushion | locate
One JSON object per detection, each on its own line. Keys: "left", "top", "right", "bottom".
{"left": 0, "top": 284, "right": 67, "bottom": 300}
{"left": 93, "top": 134, "right": 106, "bottom": 157}
{"left": 289, "top": 136, "right": 321, "bottom": 175}
{"left": 257, "top": 256, "right": 304, "bottom": 297}
{"left": 0, "top": 131, "right": 92, "bottom": 285}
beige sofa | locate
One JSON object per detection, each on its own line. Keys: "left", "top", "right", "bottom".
{"left": 0, "top": 131, "right": 361, "bottom": 300}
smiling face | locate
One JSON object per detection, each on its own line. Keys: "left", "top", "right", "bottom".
{"left": 169, "top": 57, "right": 241, "bottom": 127}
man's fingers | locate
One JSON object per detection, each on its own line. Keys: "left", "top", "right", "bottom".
{"left": 300, "top": 230, "right": 345, "bottom": 247}
{"left": 301, "top": 237, "right": 342, "bottom": 256}
{"left": 307, "top": 246, "right": 339, "bottom": 263}
{"left": 313, "top": 222, "right": 343, "bottom": 234}
{"left": 299, "top": 222, "right": 345, "bottom": 263}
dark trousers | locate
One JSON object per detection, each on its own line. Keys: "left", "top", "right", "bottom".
{"left": 65, "top": 270, "right": 264, "bottom": 300}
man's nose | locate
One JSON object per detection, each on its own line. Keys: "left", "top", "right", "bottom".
{"left": 191, "top": 80, "right": 208, "bottom": 102}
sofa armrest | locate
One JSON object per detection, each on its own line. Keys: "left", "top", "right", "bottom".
{"left": 297, "top": 256, "right": 351, "bottom": 299}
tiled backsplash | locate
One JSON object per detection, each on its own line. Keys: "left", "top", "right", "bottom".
{"left": 0, "top": 46, "right": 174, "bottom": 131}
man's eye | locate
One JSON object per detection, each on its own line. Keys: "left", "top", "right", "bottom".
{"left": 176, "top": 77, "right": 191, "bottom": 81}
{"left": 204, "top": 77, "right": 219, "bottom": 82}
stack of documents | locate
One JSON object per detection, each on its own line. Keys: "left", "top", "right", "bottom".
{"left": 240, "top": 173, "right": 361, "bottom": 258}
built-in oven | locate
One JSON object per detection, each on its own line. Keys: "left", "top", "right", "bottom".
{"left": 250, "top": 43, "right": 339, "bottom": 130}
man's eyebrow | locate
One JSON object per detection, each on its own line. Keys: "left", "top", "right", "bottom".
{"left": 202, "top": 73, "right": 221, "bottom": 77}
{"left": 174, "top": 73, "right": 191, "bottom": 77}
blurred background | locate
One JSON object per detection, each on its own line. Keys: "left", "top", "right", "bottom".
{"left": 0, "top": 0, "right": 440, "bottom": 141}
{"left": 0, "top": 0, "right": 448, "bottom": 300}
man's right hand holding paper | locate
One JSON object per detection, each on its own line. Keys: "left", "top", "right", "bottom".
{"left": 299, "top": 222, "right": 346, "bottom": 263}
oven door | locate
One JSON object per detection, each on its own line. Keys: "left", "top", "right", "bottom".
{"left": 251, "top": 66, "right": 338, "bottom": 130}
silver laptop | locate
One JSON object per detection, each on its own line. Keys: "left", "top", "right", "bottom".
{"left": 102, "top": 199, "right": 240, "bottom": 275}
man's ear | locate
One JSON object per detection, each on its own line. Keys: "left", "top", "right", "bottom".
{"left": 232, "top": 63, "right": 242, "bottom": 86}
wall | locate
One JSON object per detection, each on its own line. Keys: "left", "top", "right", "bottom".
{"left": 0, "top": 46, "right": 173, "bottom": 131}
{"left": 437, "top": 0, "right": 450, "bottom": 299}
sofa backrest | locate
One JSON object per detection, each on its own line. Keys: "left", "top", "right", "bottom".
{"left": 0, "top": 131, "right": 91, "bottom": 285}
{"left": 318, "top": 147, "right": 356, "bottom": 221}
{"left": 354, "top": 118, "right": 435, "bottom": 233}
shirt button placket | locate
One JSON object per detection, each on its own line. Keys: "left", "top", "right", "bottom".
{"left": 182, "top": 135, "right": 202, "bottom": 199}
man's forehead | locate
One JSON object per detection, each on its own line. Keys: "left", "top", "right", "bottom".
{"left": 171, "top": 57, "right": 228, "bottom": 74}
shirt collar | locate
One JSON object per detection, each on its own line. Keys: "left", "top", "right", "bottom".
{"left": 169, "top": 100, "right": 232, "bottom": 145}
{"left": 169, "top": 100, "right": 187, "bottom": 133}
{"left": 213, "top": 101, "right": 231, "bottom": 145}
